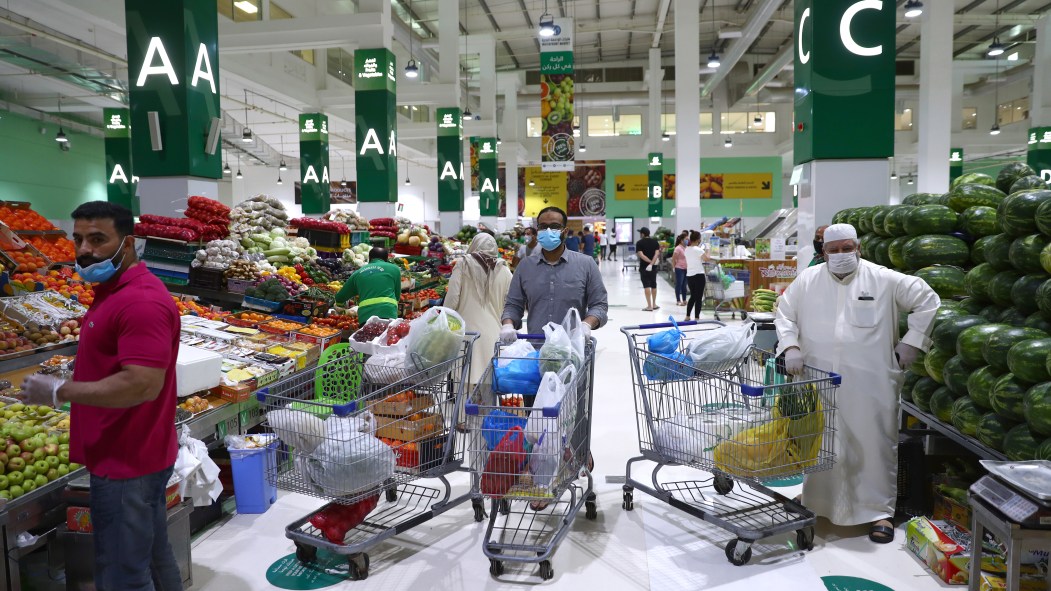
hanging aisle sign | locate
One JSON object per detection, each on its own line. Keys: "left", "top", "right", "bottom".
{"left": 540, "top": 18, "right": 575, "bottom": 172}
{"left": 299, "top": 113, "right": 330, "bottom": 214}
{"left": 103, "top": 108, "right": 138, "bottom": 212}
{"left": 355, "top": 48, "right": 398, "bottom": 203}
{"left": 1028, "top": 127, "right": 1051, "bottom": 184}
{"left": 793, "top": 0, "right": 895, "bottom": 165}
{"left": 478, "top": 137, "right": 499, "bottom": 216}
{"left": 949, "top": 148, "right": 964, "bottom": 185}
{"left": 125, "top": 0, "right": 221, "bottom": 178}
{"left": 648, "top": 153, "right": 663, "bottom": 217}
{"left": 436, "top": 108, "right": 464, "bottom": 212}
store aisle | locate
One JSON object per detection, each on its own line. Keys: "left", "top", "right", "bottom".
{"left": 188, "top": 261, "right": 941, "bottom": 591}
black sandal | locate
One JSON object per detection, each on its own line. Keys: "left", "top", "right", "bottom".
{"left": 869, "top": 521, "right": 895, "bottom": 544}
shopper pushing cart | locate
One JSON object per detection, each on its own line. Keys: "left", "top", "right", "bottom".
{"left": 620, "top": 320, "right": 840, "bottom": 565}
{"left": 703, "top": 261, "right": 747, "bottom": 321}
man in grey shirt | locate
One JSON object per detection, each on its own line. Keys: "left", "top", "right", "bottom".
{"left": 501, "top": 206, "right": 608, "bottom": 338}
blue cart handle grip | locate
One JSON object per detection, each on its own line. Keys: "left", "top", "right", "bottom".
{"left": 637, "top": 321, "right": 700, "bottom": 330}
{"left": 516, "top": 334, "right": 545, "bottom": 340}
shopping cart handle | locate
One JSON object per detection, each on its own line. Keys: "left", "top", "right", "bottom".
{"left": 829, "top": 372, "right": 842, "bottom": 386}
{"left": 255, "top": 387, "right": 269, "bottom": 402}
{"left": 464, "top": 403, "right": 479, "bottom": 416}
{"left": 637, "top": 320, "right": 700, "bottom": 330}
{"left": 740, "top": 384, "right": 764, "bottom": 398}
{"left": 516, "top": 334, "right": 545, "bottom": 340}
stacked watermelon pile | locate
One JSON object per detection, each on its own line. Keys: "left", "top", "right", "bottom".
{"left": 834, "top": 162, "right": 1051, "bottom": 462}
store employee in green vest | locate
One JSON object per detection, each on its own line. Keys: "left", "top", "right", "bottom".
{"left": 335, "top": 247, "right": 402, "bottom": 322}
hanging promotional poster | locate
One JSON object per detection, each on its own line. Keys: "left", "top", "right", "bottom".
{"left": 540, "top": 18, "right": 575, "bottom": 171}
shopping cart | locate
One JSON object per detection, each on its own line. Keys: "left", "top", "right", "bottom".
{"left": 622, "top": 244, "right": 639, "bottom": 271}
{"left": 620, "top": 321, "right": 840, "bottom": 565}
{"left": 254, "top": 333, "right": 478, "bottom": 580}
{"left": 464, "top": 334, "right": 597, "bottom": 581}
{"left": 704, "top": 261, "right": 747, "bottom": 320}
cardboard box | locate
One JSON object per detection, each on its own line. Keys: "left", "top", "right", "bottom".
{"left": 978, "top": 572, "right": 1048, "bottom": 591}
{"left": 906, "top": 517, "right": 970, "bottom": 585}
{"left": 375, "top": 412, "right": 444, "bottom": 442}
{"left": 368, "top": 395, "right": 435, "bottom": 417}
{"left": 933, "top": 489, "right": 973, "bottom": 532}
{"left": 218, "top": 382, "right": 253, "bottom": 403}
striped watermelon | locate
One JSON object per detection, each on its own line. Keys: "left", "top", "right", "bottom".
{"left": 859, "top": 234, "right": 880, "bottom": 260}
{"left": 1001, "top": 308, "right": 1030, "bottom": 327}
{"left": 967, "top": 366, "right": 1001, "bottom": 410}
{"left": 1037, "top": 280, "right": 1051, "bottom": 320}
{"left": 1010, "top": 234, "right": 1051, "bottom": 273}
{"left": 991, "top": 373, "right": 1030, "bottom": 422}
{"left": 1012, "top": 274, "right": 1050, "bottom": 315}
{"left": 915, "top": 266, "right": 967, "bottom": 299}
{"left": 998, "top": 190, "right": 1051, "bottom": 236}
{"left": 989, "top": 270, "right": 1023, "bottom": 307}
{"left": 846, "top": 209, "right": 865, "bottom": 228}
{"left": 964, "top": 263, "right": 997, "bottom": 302}
{"left": 911, "top": 376, "right": 940, "bottom": 411}
{"left": 952, "top": 173, "right": 997, "bottom": 191}
{"left": 1025, "top": 312, "right": 1051, "bottom": 333}
{"left": 924, "top": 346, "right": 954, "bottom": 385}
{"left": 932, "top": 315, "right": 986, "bottom": 352}
{"left": 1037, "top": 438, "right": 1051, "bottom": 460}
{"left": 902, "top": 235, "right": 971, "bottom": 270}
{"left": 1012, "top": 176, "right": 1048, "bottom": 195}
{"left": 997, "top": 162, "right": 1037, "bottom": 193}
{"left": 832, "top": 208, "right": 854, "bottom": 225}
{"left": 983, "top": 234, "right": 1015, "bottom": 270}
{"left": 983, "top": 327, "right": 1049, "bottom": 372}
{"left": 911, "top": 350, "right": 928, "bottom": 377}
{"left": 901, "top": 371, "right": 921, "bottom": 402}
{"left": 981, "top": 305, "right": 1004, "bottom": 322}
{"left": 872, "top": 238, "right": 892, "bottom": 267}
{"left": 1004, "top": 424, "right": 1040, "bottom": 460}
{"left": 903, "top": 192, "right": 945, "bottom": 206}
{"left": 884, "top": 207, "right": 914, "bottom": 237}
{"left": 870, "top": 206, "right": 893, "bottom": 237}
{"left": 942, "top": 355, "right": 974, "bottom": 398}
{"left": 905, "top": 205, "right": 958, "bottom": 236}
{"left": 977, "top": 412, "right": 1016, "bottom": 451}
{"left": 947, "top": 183, "right": 1006, "bottom": 213}
{"left": 1023, "top": 382, "right": 1051, "bottom": 437}
{"left": 971, "top": 235, "right": 997, "bottom": 265}
{"left": 857, "top": 209, "right": 876, "bottom": 234}
{"left": 1037, "top": 199, "right": 1051, "bottom": 237}
{"left": 960, "top": 206, "right": 1000, "bottom": 238}
{"left": 951, "top": 398, "right": 983, "bottom": 436}
{"left": 958, "top": 324, "right": 1011, "bottom": 366}
{"left": 887, "top": 236, "right": 911, "bottom": 269}
{"left": 930, "top": 387, "right": 956, "bottom": 422}
{"left": 1007, "top": 338, "right": 1051, "bottom": 383}
{"left": 958, "top": 298, "right": 986, "bottom": 314}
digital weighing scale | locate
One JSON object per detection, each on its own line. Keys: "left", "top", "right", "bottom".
{"left": 970, "top": 475, "right": 1051, "bottom": 528}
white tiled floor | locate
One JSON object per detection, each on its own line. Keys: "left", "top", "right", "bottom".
{"left": 188, "top": 260, "right": 948, "bottom": 590}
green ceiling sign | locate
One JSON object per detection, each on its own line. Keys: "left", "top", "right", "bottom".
{"left": 648, "top": 153, "right": 663, "bottom": 218}
{"left": 478, "top": 137, "right": 499, "bottom": 216}
{"left": 299, "top": 113, "right": 330, "bottom": 214}
{"left": 104, "top": 108, "right": 136, "bottom": 211}
{"left": 1028, "top": 127, "right": 1051, "bottom": 184}
{"left": 950, "top": 148, "right": 964, "bottom": 185}
{"left": 437, "top": 108, "right": 464, "bottom": 212}
{"left": 355, "top": 48, "right": 397, "bottom": 203}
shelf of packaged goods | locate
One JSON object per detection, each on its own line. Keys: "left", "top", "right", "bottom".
{"left": 0, "top": 342, "right": 77, "bottom": 377}
{"left": 184, "top": 401, "right": 241, "bottom": 448}
{"left": 900, "top": 401, "right": 1008, "bottom": 461}
{"left": 165, "top": 284, "right": 248, "bottom": 307}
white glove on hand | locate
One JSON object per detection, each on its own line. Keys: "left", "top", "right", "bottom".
{"left": 784, "top": 348, "right": 804, "bottom": 375}
{"left": 19, "top": 374, "right": 64, "bottom": 407}
{"left": 500, "top": 324, "right": 518, "bottom": 345}
{"left": 895, "top": 342, "right": 921, "bottom": 370}
{"left": 646, "top": 264, "right": 654, "bottom": 272}
{"left": 581, "top": 323, "right": 592, "bottom": 340}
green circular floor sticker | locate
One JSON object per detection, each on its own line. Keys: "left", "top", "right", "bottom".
{"left": 822, "top": 576, "right": 895, "bottom": 591}
{"left": 765, "top": 475, "right": 804, "bottom": 487}
{"left": 266, "top": 551, "right": 349, "bottom": 589}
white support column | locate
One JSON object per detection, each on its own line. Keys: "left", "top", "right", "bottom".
{"left": 358, "top": 0, "right": 393, "bottom": 49}
{"left": 950, "top": 68, "right": 965, "bottom": 133}
{"left": 314, "top": 45, "right": 327, "bottom": 94}
{"left": 478, "top": 36, "right": 498, "bottom": 136}
{"left": 439, "top": 0, "right": 460, "bottom": 86}
{"left": 505, "top": 159, "right": 519, "bottom": 226}
{"left": 502, "top": 74, "right": 520, "bottom": 141}
{"left": 647, "top": 48, "right": 663, "bottom": 150}
{"left": 1034, "top": 16, "right": 1051, "bottom": 125}
{"left": 501, "top": 74, "right": 520, "bottom": 228}
{"left": 916, "top": 0, "right": 953, "bottom": 194}
{"left": 673, "top": 0, "right": 702, "bottom": 234}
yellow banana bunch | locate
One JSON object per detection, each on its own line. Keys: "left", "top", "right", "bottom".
{"left": 751, "top": 288, "right": 778, "bottom": 312}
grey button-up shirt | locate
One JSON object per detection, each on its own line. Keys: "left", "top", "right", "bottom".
{"left": 501, "top": 248, "right": 609, "bottom": 335}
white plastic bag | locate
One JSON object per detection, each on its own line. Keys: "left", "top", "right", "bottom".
{"left": 538, "top": 309, "right": 585, "bottom": 374}
{"left": 528, "top": 429, "right": 561, "bottom": 489}
{"left": 175, "top": 425, "right": 223, "bottom": 506}
{"left": 304, "top": 412, "right": 395, "bottom": 496}
{"left": 653, "top": 415, "right": 697, "bottom": 463}
{"left": 496, "top": 339, "right": 536, "bottom": 368}
{"left": 365, "top": 340, "right": 411, "bottom": 384}
{"left": 405, "top": 306, "right": 466, "bottom": 373}
{"left": 686, "top": 323, "right": 756, "bottom": 367}
{"left": 525, "top": 365, "right": 576, "bottom": 444}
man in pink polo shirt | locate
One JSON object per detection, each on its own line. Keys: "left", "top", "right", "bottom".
{"left": 21, "top": 201, "right": 181, "bottom": 591}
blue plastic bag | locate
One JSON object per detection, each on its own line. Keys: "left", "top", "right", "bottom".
{"left": 646, "top": 317, "right": 683, "bottom": 355}
{"left": 493, "top": 350, "right": 542, "bottom": 394}
{"left": 643, "top": 351, "right": 693, "bottom": 381}
{"left": 482, "top": 409, "right": 529, "bottom": 450}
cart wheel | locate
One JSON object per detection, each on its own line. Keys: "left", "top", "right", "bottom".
{"left": 796, "top": 527, "right": 815, "bottom": 551}
{"left": 472, "top": 499, "right": 487, "bottom": 522}
{"left": 499, "top": 499, "right": 511, "bottom": 515}
{"left": 294, "top": 542, "right": 317, "bottom": 564}
{"left": 622, "top": 486, "right": 634, "bottom": 511}
{"left": 713, "top": 472, "right": 734, "bottom": 495}
{"left": 585, "top": 496, "right": 598, "bottom": 520}
{"left": 385, "top": 487, "right": 398, "bottom": 503}
{"left": 724, "top": 539, "right": 752, "bottom": 566}
{"left": 489, "top": 558, "right": 504, "bottom": 577}
{"left": 741, "top": 311, "right": 748, "bottom": 320}
{"left": 714, "top": 313, "right": 721, "bottom": 322}
{"left": 539, "top": 560, "right": 554, "bottom": 580}
{"left": 348, "top": 553, "right": 370, "bottom": 581}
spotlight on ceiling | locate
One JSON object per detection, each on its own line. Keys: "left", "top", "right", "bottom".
{"left": 538, "top": 13, "right": 555, "bottom": 37}
{"left": 987, "top": 38, "right": 1006, "bottom": 57}
{"left": 707, "top": 52, "right": 721, "bottom": 69}
{"left": 241, "top": 128, "right": 253, "bottom": 143}
{"left": 904, "top": 0, "right": 923, "bottom": 18}
{"left": 404, "top": 59, "right": 419, "bottom": 79}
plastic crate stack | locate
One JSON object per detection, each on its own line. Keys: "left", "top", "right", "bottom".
{"left": 143, "top": 238, "right": 199, "bottom": 286}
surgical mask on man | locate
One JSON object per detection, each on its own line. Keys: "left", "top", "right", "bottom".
{"left": 537, "top": 229, "right": 563, "bottom": 251}
{"left": 813, "top": 240, "right": 823, "bottom": 255}
{"left": 826, "top": 252, "right": 859, "bottom": 275}
{"left": 75, "top": 239, "right": 128, "bottom": 283}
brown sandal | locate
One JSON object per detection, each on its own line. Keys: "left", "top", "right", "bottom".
{"left": 869, "top": 520, "right": 895, "bottom": 544}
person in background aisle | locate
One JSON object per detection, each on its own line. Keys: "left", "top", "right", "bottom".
{"left": 809, "top": 225, "right": 829, "bottom": 267}
{"left": 19, "top": 201, "right": 182, "bottom": 591}
{"left": 606, "top": 226, "right": 618, "bottom": 261}
{"left": 684, "top": 230, "right": 711, "bottom": 321}
{"left": 671, "top": 233, "right": 689, "bottom": 306}
{"left": 444, "top": 233, "right": 513, "bottom": 387}
{"left": 635, "top": 227, "right": 662, "bottom": 311}
{"left": 775, "top": 223, "right": 940, "bottom": 544}
{"left": 334, "top": 247, "right": 402, "bottom": 323}
{"left": 512, "top": 226, "right": 539, "bottom": 268}
{"left": 564, "top": 230, "right": 581, "bottom": 254}
{"left": 582, "top": 226, "right": 597, "bottom": 261}
{"left": 596, "top": 230, "right": 606, "bottom": 261}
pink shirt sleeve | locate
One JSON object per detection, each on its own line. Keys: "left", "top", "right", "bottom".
{"left": 117, "top": 300, "right": 178, "bottom": 369}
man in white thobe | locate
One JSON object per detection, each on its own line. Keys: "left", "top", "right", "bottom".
{"left": 775, "top": 223, "right": 940, "bottom": 543}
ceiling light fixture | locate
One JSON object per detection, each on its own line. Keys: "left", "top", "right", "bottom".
{"left": 754, "top": 113, "right": 763, "bottom": 125}
{"left": 890, "top": 171, "right": 898, "bottom": 180}
{"left": 990, "top": 123, "right": 1001, "bottom": 135}
{"left": 279, "top": 159, "right": 287, "bottom": 171}
{"left": 236, "top": 169, "right": 243, "bottom": 179}
{"left": 340, "top": 178, "right": 348, "bottom": 187}
{"left": 340, "top": 156, "right": 348, "bottom": 187}
{"left": 707, "top": 52, "right": 721, "bottom": 69}
{"left": 497, "top": 137, "right": 502, "bottom": 145}
{"left": 706, "top": 6, "right": 720, "bottom": 69}
{"left": 529, "top": 179, "right": 536, "bottom": 187}
{"left": 991, "top": 31, "right": 1002, "bottom": 136}
{"left": 904, "top": 0, "right": 923, "bottom": 18}
{"left": 276, "top": 174, "right": 283, "bottom": 185}
{"left": 988, "top": 38, "right": 1005, "bottom": 57}
{"left": 724, "top": 136, "right": 733, "bottom": 148}
{"left": 538, "top": 1, "right": 556, "bottom": 38}
{"left": 404, "top": 176, "right": 412, "bottom": 186}
{"left": 405, "top": 0, "right": 419, "bottom": 78}
{"left": 579, "top": 144, "right": 587, "bottom": 153}
{"left": 242, "top": 90, "right": 253, "bottom": 143}
{"left": 463, "top": 107, "right": 473, "bottom": 118}
{"left": 661, "top": 132, "right": 670, "bottom": 142}
{"left": 234, "top": 0, "right": 258, "bottom": 14}
{"left": 55, "top": 97, "right": 68, "bottom": 143}
{"left": 907, "top": 175, "right": 915, "bottom": 185}
{"left": 223, "top": 162, "right": 231, "bottom": 175}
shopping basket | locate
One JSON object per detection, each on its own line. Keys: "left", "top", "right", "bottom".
{"left": 464, "top": 334, "right": 597, "bottom": 581}
{"left": 703, "top": 261, "right": 747, "bottom": 320}
{"left": 620, "top": 321, "right": 840, "bottom": 565}
{"left": 255, "top": 332, "right": 478, "bottom": 580}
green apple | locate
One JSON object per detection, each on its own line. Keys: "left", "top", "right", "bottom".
{"left": 45, "top": 469, "right": 57, "bottom": 481}
{"left": 0, "top": 491, "right": 10, "bottom": 500}
{"left": 7, "top": 457, "right": 24, "bottom": 472}
{"left": 68, "top": 462, "right": 81, "bottom": 471}
{"left": 0, "top": 475, "right": 8, "bottom": 490}
{"left": 8, "top": 485, "right": 23, "bottom": 498}
{"left": 58, "top": 451, "right": 69, "bottom": 465}
{"left": 22, "top": 479, "right": 36, "bottom": 492}
{"left": 32, "top": 460, "right": 48, "bottom": 474}
{"left": 19, "top": 439, "right": 37, "bottom": 452}
{"left": 58, "top": 433, "right": 69, "bottom": 444}
{"left": 45, "top": 456, "right": 59, "bottom": 468}
{"left": 5, "top": 444, "right": 19, "bottom": 457}
{"left": 7, "top": 471, "right": 23, "bottom": 485}
{"left": 58, "top": 444, "right": 69, "bottom": 452}
{"left": 43, "top": 436, "right": 58, "bottom": 446}
{"left": 31, "top": 449, "right": 44, "bottom": 462}
{"left": 55, "top": 464, "right": 68, "bottom": 477}
{"left": 33, "top": 475, "right": 46, "bottom": 488}
{"left": 22, "top": 466, "right": 35, "bottom": 479}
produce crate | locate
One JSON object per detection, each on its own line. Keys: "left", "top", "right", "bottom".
{"left": 367, "top": 394, "right": 434, "bottom": 417}
{"left": 224, "top": 311, "right": 273, "bottom": 328}
{"left": 149, "top": 267, "right": 190, "bottom": 286}
{"left": 350, "top": 231, "right": 370, "bottom": 245}
{"left": 370, "top": 236, "right": 393, "bottom": 249}
{"left": 393, "top": 244, "right": 423, "bottom": 256}
{"left": 188, "top": 266, "right": 225, "bottom": 291}
{"left": 294, "top": 326, "right": 343, "bottom": 350}
{"left": 258, "top": 319, "right": 306, "bottom": 336}
{"left": 241, "top": 296, "right": 284, "bottom": 313}
{"left": 375, "top": 412, "right": 444, "bottom": 441}
{"left": 298, "top": 228, "right": 350, "bottom": 250}
{"left": 226, "top": 278, "right": 255, "bottom": 294}
{"left": 389, "top": 433, "right": 447, "bottom": 473}
{"left": 143, "top": 238, "right": 199, "bottom": 264}
{"left": 281, "top": 299, "right": 329, "bottom": 319}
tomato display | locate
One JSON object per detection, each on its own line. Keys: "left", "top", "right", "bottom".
{"left": 0, "top": 206, "right": 57, "bottom": 231}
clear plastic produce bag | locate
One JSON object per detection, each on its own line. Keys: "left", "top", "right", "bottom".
{"left": 525, "top": 365, "right": 576, "bottom": 445}
{"left": 406, "top": 307, "right": 466, "bottom": 381}
{"left": 686, "top": 322, "right": 756, "bottom": 369}
{"left": 538, "top": 309, "right": 585, "bottom": 374}
{"left": 304, "top": 412, "right": 396, "bottom": 497}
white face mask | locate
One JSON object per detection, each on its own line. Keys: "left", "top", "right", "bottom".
{"left": 827, "top": 252, "right": 859, "bottom": 275}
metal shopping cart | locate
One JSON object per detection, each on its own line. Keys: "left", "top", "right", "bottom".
{"left": 704, "top": 261, "right": 747, "bottom": 320}
{"left": 464, "top": 335, "right": 597, "bottom": 580}
{"left": 254, "top": 333, "right": 478, "bottom": 580}
{"left": 620, "top": 321, "right": 841, "bottom": 565}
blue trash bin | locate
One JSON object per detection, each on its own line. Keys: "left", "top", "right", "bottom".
{"left": 229, "top": 442, "right": 278, "bottom": 514}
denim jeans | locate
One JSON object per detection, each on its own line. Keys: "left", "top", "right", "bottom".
{"left": 90, "top": 465, "right": 182, "bottom": 591}
{"left": 674, "top": 268, "right": 689, "bottom": 302}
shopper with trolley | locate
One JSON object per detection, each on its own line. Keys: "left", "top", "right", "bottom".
{"left": 775, "top": 223, "right": 940, "bottom": 544}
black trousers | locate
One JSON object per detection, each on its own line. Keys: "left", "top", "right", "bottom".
{"left": 686, "top": 274, "right": 707, "bottom": 317}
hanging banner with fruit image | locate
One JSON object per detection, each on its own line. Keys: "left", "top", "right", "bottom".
{"left": 540, "top": 18, "right": 574, "bottom": 172}
{"left": 701, "top": 172, "right": 773, "bottom": 199}
{"left": 566, "top": 162, "right": 606, "bottom": 216}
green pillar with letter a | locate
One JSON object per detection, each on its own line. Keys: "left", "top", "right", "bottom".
{"left": 355, "top": 48, "right": 398, "bottom": 203}
{"left": 103, "top": 108, "right": 137, "bottom": 212}
{"left": 1028, "top": 128, "right": 1051, "bottom": 185}
{"left": 648, "top": 153, "right": 663, "bottom": 217}
{"left": 437, "top": 108, "right": 464, "bottom": 212}
{"left": 478, "top": 138, "right": 499, "bottom": 216}
{"left": 949, "top": 148, "right": 964, "bottom": 185}
{"left": 299, "top": 113, "right": 330, "bottom": 214}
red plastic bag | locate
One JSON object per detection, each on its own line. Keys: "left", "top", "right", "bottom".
{"left": 308, "top": 493, "right": 380, "bottom": 544}
{"left": 480, "top": 426, "right": 528, "bottom": 497}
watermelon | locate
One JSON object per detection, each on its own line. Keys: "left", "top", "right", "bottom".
{"left": 948, "top": 183, "right": 1006, "bottom": 212}
{"left": 884, "top": 207, "right": 914, "bottom": 237}
{"left": 952, "top": 173, "right": 997, "bottom": 191}
{"left": 983, "top": 234, "right": 1015, "bottom": 270}
{"left": 958, "top": 298, "right": 986, "bottom": 314}
{"left": 932, "top": 315, "right": 986, "bottom": 352}
{"left": 902, "top": 235, "right": 971, "bottom": 270}
{"left": 905, "top": 205, "right": 958, "bottom": 236}
{"left": 1038, "top": 199, "right": 1051, "bottom": 237}
{"left": 857, "top": 209, "right": 876, "bottom": 235}
{"left": 988, "top": 270, "right": 1023, "bottom": 307}
{"left": 871, "top": 238, "right": 892, "bottom": 267}
{"left": 902, "top": 192, "right": 944, "bottom": 206}
{"left": 1037, "top": 280, "right": 1051, "bottom": 321}
{"left": 991, "top": 373, "right": 1030, "bottom": 421}
{"left": 971, "top": 235, "right": 997, "bottom": 265}
{"left": 1040, "top": 242, "right": 1051, "bottom": 275}
{"left": 983, "top": 327, "right": 1049, "bottom": 372}
{"left": 911, "top": 376, "right": 940, "bottom": 411}
{"left": 1007, "top": 338, "right": 1051, "bottom": 383}
{"left": 964, "top": 263, "right": 998, "bottom": 302}
{"left": 968, "top": 366, "right": 1001, "bottom": 410}
{"left": 1037, "top": 438, "right": 1051, "bottom": 460}
{"left": 924, "top": 346, "right": 954, "bottom": 385}
{"left": 942, "top": 355, "right": 974, "bottom": 398}
{"left": 933, "top": 304, "right": 966, "bottom": 329}
{"left": 911, "top": 350, "right": 928, "bottom": 377}
{"left": 977, "top": 412, "right": 1016, "bottom": 451}
{"left": 1012, "top": 175, "right": 1048, "bottom": 195}
{"left": 951, "top": 398, "right": 983, "bottom": 436}
{"left": 1003, "top": 423, "right": 1040, "bottom": 460}
{"left": 960, "top": 206, "right": 1000, "bottom": 238}
{"left": 915, "top": 266, "right": 967, "bottom": 300}
{"left": 831, "top": 208, "right": 853, "bottom": 225}
{"left": 1023, "top": 382, "right": 1051, "bottom": 437}
{"left": 958, "top": 324, "right": 1010, "bottom": 366}
{"left": 859, "top": 233, "right": 880, "bottom": 260}
{"left": 901, "top": 371, "right": 921, "bottom": 402}
{"left": 847, "top": 208, "right": 865, "bottom": 229}
{"left": 930, "top": 387, "right": 956, "bottom": 422}
{"left": 1013, "top": 274, "right": 1050, "bottom": 315}
{"left": 997, "top": 162, "right": 1037, "bottom": 194}
{"left": 998, "top": 190, "right": 1051, "bottom": 236}
{"left": 887, "top": 236, "right": 911, "bottom": 269}
{"left": 1010, "top": 234, "right": 1051, "bottom": 273}
{"left": 1024, "top": 312, "right": 1051, "bottom": 333}
{"left": 980, "top": 305, "right": 1004, "bottom": 322}
{"left": 870, "top": 207, "right": 893, "bottom": 237}
{"left": 1000, "top": 307, "right": 1030, "bottom": 327}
